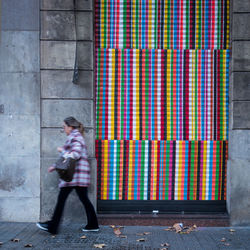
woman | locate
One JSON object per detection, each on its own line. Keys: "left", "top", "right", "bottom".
{"left": 36, "top": 117, "right": 99, "bottom": 234}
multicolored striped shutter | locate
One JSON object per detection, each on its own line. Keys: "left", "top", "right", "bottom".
{"left": 95, "top": 0, "right": 230, "bottom": 213}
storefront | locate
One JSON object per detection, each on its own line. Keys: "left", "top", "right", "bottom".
{"left": 95, "top": 0, "right": 230, "bottom": 213}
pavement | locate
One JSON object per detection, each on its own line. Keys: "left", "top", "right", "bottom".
{"left": 0, "top": 222, "right": 250, "bottom": 250}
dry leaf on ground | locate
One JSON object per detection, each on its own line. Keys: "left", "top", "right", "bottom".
{"left": 221, "top": 238, "right": 226, "bottom": 242}
{"left": 173, "top": 223, "right": 183, "bottom": 233}
{"left": 181, "top": 225, "right": 197, "bottom": 234}
{"left": 229, "top": 229, "right": 236, "bottom": 232}
{"left": 136, "top": 238, "right": 146, "bottom": 242}
{"left": 164, "top": 224, "right": 197, "bottom": 234}
{"left": 24, "top": 244, "right": 33, "bottom": 248}
{"left": 94, "top": 243, "right": 107, "bottom": 248}
{"left": 161, "top": 243, "right": 170, "bottom": 247}
{"left": 80, "top": 235, "right": 87, "bottom": 239}
{"left": 186, "top": 225, "right": 196, "bottom": 233}
{"left": 11, "top": 238, "right": 20, "bottom": 243}
{"left": 113, "top": 227, "right": 122, "bottom": 236}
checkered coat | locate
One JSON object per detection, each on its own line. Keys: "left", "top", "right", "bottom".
{"left": 58, "top": 129, "right": 90, "bottom": 188}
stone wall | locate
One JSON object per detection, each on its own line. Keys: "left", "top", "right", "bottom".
{"left": 0, "top": 0, "right": 40, "bottom": 221}
{"left": 40, "top": 0, "right": 96, "bottom": 222}
{"left": 228, "top": 0, "right": 250, "bottom": 225}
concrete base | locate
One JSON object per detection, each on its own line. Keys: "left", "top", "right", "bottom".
{"left": 98, "top": 214, "right": 230, "bottom": 227}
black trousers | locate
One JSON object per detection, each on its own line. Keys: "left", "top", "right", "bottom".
{"left": 48, "top": 186, "right": 98, "bottom": 234}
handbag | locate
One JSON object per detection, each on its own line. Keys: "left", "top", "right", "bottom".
{"left": 55, "top": 157, "right": 77, "bottom": 182}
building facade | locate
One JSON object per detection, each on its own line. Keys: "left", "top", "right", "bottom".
{"left": 0, "top": 0, "right": 250, "bottom": 225}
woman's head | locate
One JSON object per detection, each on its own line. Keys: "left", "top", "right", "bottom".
{"left": 63, "top": 116, "right": 84, "bottom": 135}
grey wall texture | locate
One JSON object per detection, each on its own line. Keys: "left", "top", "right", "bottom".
{"left": 40, "top": 0, "right": 96, "bottom": 223}
{"left": 0, "top": 0, "right": 40, "bottom": 221}
{"left": 227, "top": 0, "right": 250, "bottom": 226}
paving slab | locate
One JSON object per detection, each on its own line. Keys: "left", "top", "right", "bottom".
{"left": 0, "top": 222, "right": 250, "bottom": 250}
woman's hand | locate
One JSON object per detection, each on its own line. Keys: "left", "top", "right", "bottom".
{"left": 48, "top": 166, "right": 56, "bottom": 173}
{"left": 57, "top": 147, "right": 63, "bottom": 153}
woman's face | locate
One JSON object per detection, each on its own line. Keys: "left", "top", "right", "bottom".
{"left": 63, "top": 122, "right": 73, "bottom": 135}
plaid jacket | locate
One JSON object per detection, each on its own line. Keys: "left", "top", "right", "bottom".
{"left": 58, "top": 129, "right": 90, "bottom": 188}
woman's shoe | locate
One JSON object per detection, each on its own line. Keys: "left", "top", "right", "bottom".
{"left": 82, "top": 225, "right": 99, "bottom": 232}
{"left": 36, "top": 222, "right": 57, "bottom": 235}
{"left": 36, "top": 222, "right": 49, "bottom": 232}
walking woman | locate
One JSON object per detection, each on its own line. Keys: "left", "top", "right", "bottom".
{"left": 36, "top": 117, "right": 99, "bottom": 234}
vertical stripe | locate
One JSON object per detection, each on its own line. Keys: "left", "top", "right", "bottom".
{"left": 171, "top": 141, "right": 176, "bottom": 200}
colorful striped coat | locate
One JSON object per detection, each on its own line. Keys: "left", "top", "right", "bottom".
{"left": 58, "top": 129, "right": 90, "bottom": 188}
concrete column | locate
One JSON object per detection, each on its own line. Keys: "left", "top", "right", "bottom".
{"left": 40, "top": 0, "right": 95, "bottom": 222}
{"left": 228, "top": 0, "right": 250, "bottom": 225}
{"left": 0, "top": 0, "right": 40, "bottom": 222}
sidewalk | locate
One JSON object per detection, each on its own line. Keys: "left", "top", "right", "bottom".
{"left": 1, "top": 222, "right": 250, "bottom": 249}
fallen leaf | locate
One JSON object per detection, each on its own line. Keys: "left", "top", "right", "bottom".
{"left": 11, "top": 238, "right": 20, "bottom": 243}
{"left": 183, "top": 225, "right": 198, "bottom": 234}
{"left": 24, "top": 244, "right": 33, "bottom": 248}
{"left": 173, "top": 223, "right": 182, "bottom": 233}
{"left": 94, "top": 243, "right": 107, "bottom": 248}
{"left": 164, "top": 224, "right": 196, "bottom": 234}
{"left": 143, "top": 232, "right": 151, "bottom": 235}
{"left": 110, "top": 225, "right": 124, "bottom": 228}
{"left": 221, "top": 238, "right": 226, "bottom": 242}
{"left": 229, "top": 229, "right": 235, "bottom": 232}
{"left": 136, "top": 238, "right": 146, "bottom": 242}
{"left": 161, "top": 243, "right": 170, "bottom": 247}
{"left": 80, "top": 235, "right": 87, "bottom": 239}
{"left": 113, "top": 227, "right": 122, "bottom": 236}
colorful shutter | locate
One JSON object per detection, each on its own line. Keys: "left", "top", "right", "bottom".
{"left": 95, "top": 0, "right": 230, "bottom": 212}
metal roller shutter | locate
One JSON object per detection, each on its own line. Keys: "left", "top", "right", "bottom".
{"left": 95, "top": 0, "right": 230, "bottom": 213}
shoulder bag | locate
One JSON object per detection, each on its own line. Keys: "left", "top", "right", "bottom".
{"left": 55, "top": 157, "right": 77, "bottom": 182}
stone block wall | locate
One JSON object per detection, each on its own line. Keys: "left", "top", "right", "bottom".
{"left": 0, "top": 0, "right": 40, "bottom": 221}
{"left": 228, "top": 0, "right": 250, "bottom": 225}
{"left": 40, "top": 0, "right": 96, "bottom": 222}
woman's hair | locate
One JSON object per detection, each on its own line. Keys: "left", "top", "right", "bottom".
{"left": 64, "top": 116, "right": 84, "bottom": 135}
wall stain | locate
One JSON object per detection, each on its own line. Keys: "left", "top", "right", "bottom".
{"left": 0, "top": 166, "right": 25, "bottom": 192}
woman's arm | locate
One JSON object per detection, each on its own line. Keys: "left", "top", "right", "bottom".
{"left": 64, "top": 138, "right": 82, "bottom": 160}
{"left": 48, "top": 166, "right": 56, "bottom": 172}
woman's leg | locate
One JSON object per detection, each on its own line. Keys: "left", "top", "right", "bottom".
{"left": 75, "top": 187, "right": 99, "bottom": 228}
{"left": 49, "top": 187, "right": 73, "bottom": 234}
